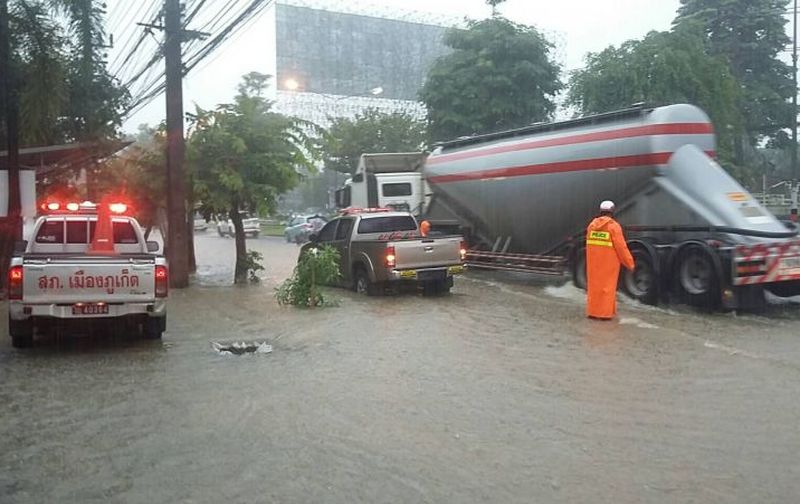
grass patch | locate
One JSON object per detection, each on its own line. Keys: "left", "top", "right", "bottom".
{"left": 261, "top": 224, "right": 285, "bottom": 237}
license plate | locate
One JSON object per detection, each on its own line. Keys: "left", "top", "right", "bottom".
{"left": 72, "top": 303, "right": 109, "bottom": 315}
{"left": 779, "top": 257, "right": 800, "bottom": 276}
{"left": 448, "top": 265, "right": 465, "bottom": 275}
{"left": 399, "top": 270, "right": 417, "bottom": 279}
{"left": 417, "top": 269, "right": 446, "bottom": 281}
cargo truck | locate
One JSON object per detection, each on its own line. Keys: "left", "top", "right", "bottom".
{"left": 336, "top": 104, "right": 800, "bottom": 310}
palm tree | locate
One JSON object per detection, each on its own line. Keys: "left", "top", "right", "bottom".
{"left": 4, "top": 0, "right": 126, "bottom": 146}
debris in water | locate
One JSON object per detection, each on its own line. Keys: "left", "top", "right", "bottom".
{"left": 212, "top": 341, "right": 273, "bottom": 356}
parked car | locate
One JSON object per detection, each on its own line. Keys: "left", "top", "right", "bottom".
{"left": 284, "top": 214, "right": 327, "bottom": 243}
{"left": 216, "top": 213, "right": 260, "bottom": 238}
{"left": 193, "top": 212, "right": 209, "bottom": 232}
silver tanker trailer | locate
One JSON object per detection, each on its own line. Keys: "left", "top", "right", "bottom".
{"left": 338, "top": 104, "right": 800, "bottom": 310}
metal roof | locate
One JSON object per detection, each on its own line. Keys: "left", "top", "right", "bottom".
{"left": 0, "top": 141, "right": 132, "bottom": 174}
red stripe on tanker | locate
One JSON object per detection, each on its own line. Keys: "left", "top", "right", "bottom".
{"left": 427, "top": 122, "right": 715, "bottom": 166}
{"left": 426, "top": 150, "right": 717, "bottom": 183}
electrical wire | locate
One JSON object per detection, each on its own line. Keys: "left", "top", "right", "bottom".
{"left": 124, "top": 0, "right": 275, "bottom": 118}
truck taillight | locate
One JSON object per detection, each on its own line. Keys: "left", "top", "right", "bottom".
{"left": 385, "top": 246, "right": 396, "bottom": 268}
{"left": 155, "top": 265, "right": 168, "bottom": 298}
{"left": 460, "top": 240, "right": 467, "bottom": 262}
{"left": 8, "top": 266, "right": 23, "bottom": 300}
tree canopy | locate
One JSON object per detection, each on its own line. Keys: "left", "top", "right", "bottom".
{"left": 322, "top": 108, "right": 427, "bottom": 174}
{"left": 420, "top": 17, "right": 562, "bottom": 142}
{"left": 567, "top": 25, "right": 744, "bottom": 171}
{"left": 673, "top": 0, "right": 793, "bottom": 145}
{"left": 188, "top": 72, "right": 318, "bottom": 283}
{"left": 5, "top": 0, "right": 127, "bottom": 146}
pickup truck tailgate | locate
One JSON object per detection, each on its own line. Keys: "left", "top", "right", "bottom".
{"left": 22, "top": 256, "right": 157, "bottom": 304}
{"left": 394, "top": 237, "right": 462, "bottom": 270}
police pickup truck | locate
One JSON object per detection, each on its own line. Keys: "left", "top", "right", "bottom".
{"left": 7, "top": 201, "right": 168, "bottom": 347}
{"left": 302, "top": 208, "right": 466, "bottom": 295}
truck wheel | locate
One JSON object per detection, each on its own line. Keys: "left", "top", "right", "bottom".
{"left": 354, "top": 269, "right": 379, "bottom": 296}
{"left": 674, "top": 244, "right": 721, "bottom": 309}
{"left": 143, "top": 316, "right": 165, "bottom": 340}
{"left": 572, "top": 246, "right": 587, "bottom": 290}
{"left": 623, "top": 248, "right": 659, "bottom": 305}
{"left": 9, "top": 319, "right": 34, "bottom": 348}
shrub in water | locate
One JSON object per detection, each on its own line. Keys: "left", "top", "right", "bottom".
{"left": 276, "top": 245, "right": 341, "bottom": 307}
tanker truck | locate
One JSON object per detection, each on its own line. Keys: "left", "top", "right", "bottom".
{"left": 336, "top": 104, "right": 800, "bottom": 310}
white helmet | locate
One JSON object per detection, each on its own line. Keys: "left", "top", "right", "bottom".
{"left": 600, "top": 200, "right": 615, "bottom": 213}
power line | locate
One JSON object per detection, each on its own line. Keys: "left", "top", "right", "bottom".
{"left": 124, "top": 0, "right": 275, "bottom": 118}
{"left": 108, "top": 0, "right": 162, "bottom": 80}
{"left": 185, "top": 0, "right": 210, "bottom": 25}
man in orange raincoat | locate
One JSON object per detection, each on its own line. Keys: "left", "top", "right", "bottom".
{"left": 586, "top": 200, "right": 635, "bottom": 319}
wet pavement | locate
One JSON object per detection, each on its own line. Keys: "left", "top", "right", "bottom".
{"left": 2, "top": 233, "right": 800, "bottom": 503}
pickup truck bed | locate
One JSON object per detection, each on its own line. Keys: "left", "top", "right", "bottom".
{"left": 7, "top": 210, "right": 168, "bottom": 348}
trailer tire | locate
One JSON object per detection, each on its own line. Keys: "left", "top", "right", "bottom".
{"left": 622, "top": 247, "right": 659, "bottom": 306}
{"left": 674, "top": 244, "right": 721, "bottom": 309}
{"left": 572, "top": 246, "right": 587, "bottom": 290}
{"left": 9, "top": 318, "right": 34, "bottom": 348}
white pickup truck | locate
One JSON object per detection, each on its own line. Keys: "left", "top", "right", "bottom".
{"left": 7, "top": 202, "right": 168, "bottom": 348}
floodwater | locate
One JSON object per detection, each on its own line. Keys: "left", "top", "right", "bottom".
{"left": 1, "top": 233, "right": 800, "bottom": 503}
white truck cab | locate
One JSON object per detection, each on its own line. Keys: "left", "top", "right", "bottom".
{"left": 335, "top": 153, "right": 429, "bottom": 217}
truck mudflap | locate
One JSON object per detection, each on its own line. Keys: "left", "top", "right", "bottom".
{"left": 733, "top": 241, "right": 800, "bottom": 286}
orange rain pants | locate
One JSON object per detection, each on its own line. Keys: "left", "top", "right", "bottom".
{"left": 585, "top": 215, "right": 635, "bottom": 319}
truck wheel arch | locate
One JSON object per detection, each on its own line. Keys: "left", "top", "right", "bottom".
{"left": 352, "top": 253, "right": 377, "bottom": 282}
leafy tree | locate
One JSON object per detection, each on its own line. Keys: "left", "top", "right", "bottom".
{"left": 567, "top": 25, "right": 748, "bottom": 181}
{"left": 322, "top": 108, "right": 427, "bottom": 174}
{"left": 674, "top": 0, "right": 793, "bottom": 144}
{"left": 92, "top": 125, "right": 167, "bottom": 238}
{"left": 2, "top": 0, "right": 127, "bottom": 146}
{"left": 420, "top": 17, "right": 562, "bottom": 142}
{"left": 188, "top": 72, "right": 318, "bottom": 283}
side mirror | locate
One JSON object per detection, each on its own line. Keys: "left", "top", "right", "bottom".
{"left": 13, "top": 240, "right": 27, "bottom": 254}
{"left": 146, "top": 241, "right": 160, "bottom": 253}
{"left": 309, "top": 233, "right": 319, "bottom": 243}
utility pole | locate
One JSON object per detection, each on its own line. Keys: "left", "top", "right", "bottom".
{"left": 792, "top": 0, "right": 799, "bottom": 222}
{"left": 164, "top": 0, "right": 190, "bottom": 287}
{"left": 1, "top": 0, "right": 22, "bottom": 251}
{"left": 138, "top": 2, "right": 207, "bottom": 287}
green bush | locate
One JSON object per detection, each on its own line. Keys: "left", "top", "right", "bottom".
{"left": 275, "top": 246, "right": 341, "bottom": 307}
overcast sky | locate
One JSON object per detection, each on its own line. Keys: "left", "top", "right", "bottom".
{"left": 106, "top": 0, "right": 682, "bottom": 132}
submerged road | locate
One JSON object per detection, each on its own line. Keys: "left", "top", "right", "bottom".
{"left": 1, "top": 233, "right": 799, "bottom": 503}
